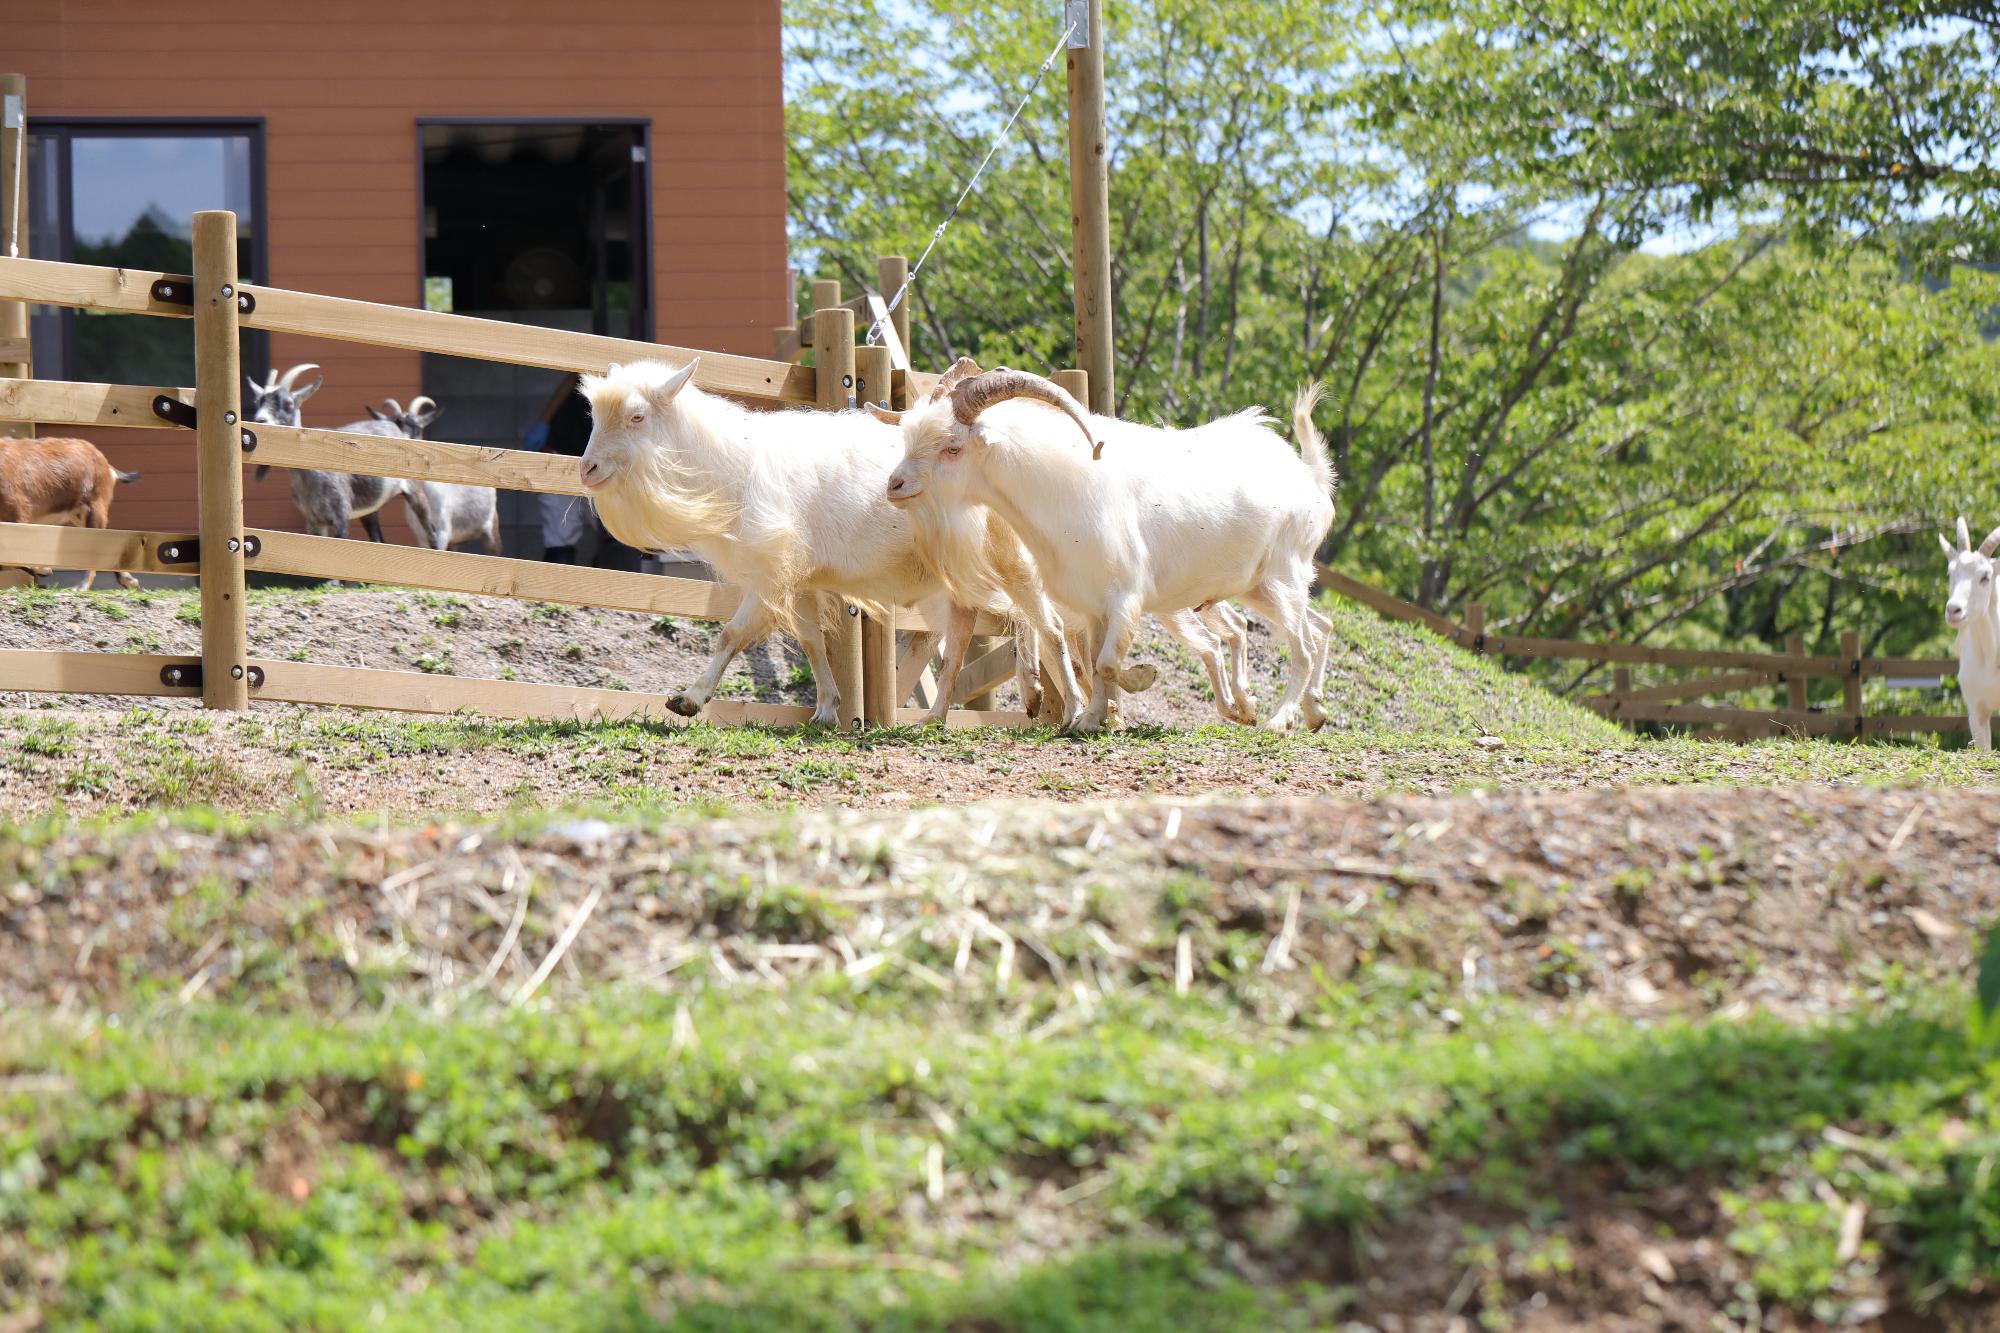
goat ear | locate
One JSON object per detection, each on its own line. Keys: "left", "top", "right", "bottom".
{"left": 365, "top": 405, "right": 387, "bottom": 421}
{"left": 417, "top": 403, "right": 443, "bottom": 427}
{"left": 293, "top": 376, "right": 322, "bottom": 405}
{"left": 647, "top": 359, "right": 699, "bottom": 407}
{"left": 864, "top": 403, "right": 902, "bottom": 426}
{"left": 1943, "top": 532, "right": 1961, "bottom": 559}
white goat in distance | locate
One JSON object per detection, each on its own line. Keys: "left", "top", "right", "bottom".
{"left": 575, "top": 359, "right": 1081, "bottom": 726}
{"left": 1940, "top": 515, "right": 2000, "bottom": 751}
{"left": 880, "top": 365, "right": 1337, "bottom": 733}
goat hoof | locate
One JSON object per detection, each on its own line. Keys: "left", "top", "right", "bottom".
{"left": 117, "top": 573, "right": 141, "bottom": 591}
{"left": 666, "top": 694, "right": 704, "bottom": 718}
{"left": 1112, "top": 663, "right": 1158, "bottom": 692}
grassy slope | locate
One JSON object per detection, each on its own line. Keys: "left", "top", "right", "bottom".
{"left": 2, "top": 982, "right": 1986, "bottom": 1330}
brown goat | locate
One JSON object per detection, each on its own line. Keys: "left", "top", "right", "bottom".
{"left": 0, "top": 436, "right": 143, "bottom": 591}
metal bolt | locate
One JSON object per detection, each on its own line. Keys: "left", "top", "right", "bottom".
{"left": 220, "top": 284, "right": 233, "bottom": 297}
{"left": 166, "top": 669, "right": 182, "bottom": 684}
{"left": 223, "top": 411, "right": 237, "bottom": 425}
{"left": 230, "top": 665, "right": 244, "bottom": 680}
{"left": 226, "top": 538, "right": 240, "bottom": 553}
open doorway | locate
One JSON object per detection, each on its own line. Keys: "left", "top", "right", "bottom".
{"left": 418, "top": 120, "right": 649, "bottom": 560}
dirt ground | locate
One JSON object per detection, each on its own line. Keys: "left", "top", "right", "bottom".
{"left": 0, "top": 585, "right": 1299, "bottom": 726}
{"left": 5, "top": 783, "right": 1989, "bottom": 1018}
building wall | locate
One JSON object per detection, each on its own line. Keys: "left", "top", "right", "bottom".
{"left": 8, "top": 0, "right": 788, "bottom": 538}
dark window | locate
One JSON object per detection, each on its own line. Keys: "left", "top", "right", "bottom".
{"left": 27, "top": 121, "right": 265, "bottom": 386}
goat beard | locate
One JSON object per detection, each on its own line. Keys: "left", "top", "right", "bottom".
{"left": 903, "top": 501, "right": 1016, "bottom": 617}
{"left": 587, "top": 446, "right": 741, "bottom": 559}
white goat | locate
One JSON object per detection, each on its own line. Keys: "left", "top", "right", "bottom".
{"left": 576, "top": 359, "right": 1080, "bottom": 726}
{"left": 881, "top": 368, "right": 1337, "bottom": 733}
{"left": 1940, "top": 515, "right": 2000, "bottom": 751}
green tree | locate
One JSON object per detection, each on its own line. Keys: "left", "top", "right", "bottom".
{"left": 783, "top": 0, "right": 1999, "bottom": 670}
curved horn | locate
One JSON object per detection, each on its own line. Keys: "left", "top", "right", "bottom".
{"left": 950, "top": 371, "right": 1101, "bottom": 459}
{"left": 407, "top": 396, "right": 437, "bottom": 416}
{"left": 1958, "top": 516, "right": 1972, "bottom": 552}
{"left": 929, "top": 356, "right": 983, "bottom": 403}
{"left": 1980, "top": 526, "right": 2000, "bottom": 558}
{"left": 245, "top": 374, "right": 263, "bottom": 397}
{"left": 276, "top": 363, "right": 320, "bottom": 392}
{"left": 382, "top": 398, "right": 405, "bottom": 419}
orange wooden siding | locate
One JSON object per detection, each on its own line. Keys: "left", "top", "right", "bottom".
{"left": 8, "top": 0, "right": 788, "bottom": 539}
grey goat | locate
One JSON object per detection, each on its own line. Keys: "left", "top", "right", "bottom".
{"left": 245, "top": 364, "right": 435, "bottom": 543}
{"left": 370, "top": 397, "right": 503, "bottom": 555}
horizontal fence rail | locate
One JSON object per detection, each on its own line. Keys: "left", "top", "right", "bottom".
{"left": 0, "top": 256, "right": 817, "bottom": 405}
{"left": 1317, "top": 565, "right": 1964, "bottom": 740}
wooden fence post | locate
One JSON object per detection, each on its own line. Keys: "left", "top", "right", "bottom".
{"left": 1841, "top": 629, "right": 1862, "bottom": 735}
{"left": 192, "top": 210, "right": 249, "bottom": 710}
{"left": 855, "top": 342, "right": 897, "bottom": 725}
{"left": 1785, "top": 634, "right": 1806, "bottom": 713}
{"left": 1612, "top": 667, "right": 1631, "bottom": 695}
{"left": 815, "top": 300, "right": 863, "bottom": 728}
{"left": 854, "top": 344, "right": 891, "bottom": 412}
{"left": 0, "top": 74, "right": 29, "bottom": 439}
{"left": 1464, "top": 602, "right": 1486, "bottom": 651}
{"left": 876, "top": 255, "right": 910, "bottom": 406}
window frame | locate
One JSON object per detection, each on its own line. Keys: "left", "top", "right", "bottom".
{"left": 28, "top": 117, "right": 269, "bottom": 383}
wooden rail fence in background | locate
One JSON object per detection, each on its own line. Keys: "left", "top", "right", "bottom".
{"left": 0, "top": 212, "right": 1051, "bottom": 729}
{"left": 1314, "top": 567, "right": 1963, "bottom": 741}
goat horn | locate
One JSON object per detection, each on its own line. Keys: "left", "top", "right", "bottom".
{"left": 408, "top": 396, "right": 437, "bottom": 415}
{"left": 1980, "top": 526, "right": 2000, "bottom": 558}
{"left": 950, "top": 370, "right": 1101, "bottom": 460}
{"left": 276, "top": 363, "right": 320, "bottom": 392}
{"left": 1959, "top": 516, "right": 1972, "bottom": 552}
{"left": 929, "top": 356, "right": 984, "bottom": 403}
{"left": 383, "top": 398, "right": 405, "bottom": 418}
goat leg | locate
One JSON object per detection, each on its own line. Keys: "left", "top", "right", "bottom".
{"left": 790, "top": 594, "right": 844, "bottom": 726}
{"left": 921, "top": 602, "right": 978, "bottom": 726}
{"left": 671, "top": 593, "right": 775, "bottom": 719}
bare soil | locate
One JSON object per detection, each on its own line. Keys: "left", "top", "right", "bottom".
{"left": 0, "top": 586, "right": 1306, "bottom": 726}
{"left": 5, "top": 784, "right": 1990, "bottom": 1019}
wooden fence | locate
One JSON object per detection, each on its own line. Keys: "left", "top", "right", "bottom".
{"left": 0, "top": 209, "right": 1055, "bottom": 730}
{"left": 1314, "top": 568, "right": 1964, "bottom": 741}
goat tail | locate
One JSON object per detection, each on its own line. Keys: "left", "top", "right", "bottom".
{"left": 114, "top": 469, "right": 142, "bottom": 485}
{"left": 1292, "top": 381, "right": 1335, "bottom": 496}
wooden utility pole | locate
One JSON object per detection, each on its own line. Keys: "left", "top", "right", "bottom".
{"left": 0, "top": 75, "right": 30, "bottom": 438}
{"left": 1065, "top": 0, "right": 1114, "bottom": 416}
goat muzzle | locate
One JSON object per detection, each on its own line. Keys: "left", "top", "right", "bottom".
{"left": 948, "top": 371, "right": 1101, "bottom": 459}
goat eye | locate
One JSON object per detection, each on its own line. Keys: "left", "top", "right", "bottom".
{"left": 941, "top": 444, "right": 962, "bottom": 458}
{"left": 629, "top": 414, "right": 645, "bottom": 426}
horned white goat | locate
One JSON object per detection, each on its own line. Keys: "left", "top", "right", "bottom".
{"left": 880, "top": 367, "right": 1337, "bottom": 733}
{"left": 575, "top": 359, "right": 1081, "bottom": 726}
{"left": 1940, "top": 516, "right": 2000, "bottom": 751}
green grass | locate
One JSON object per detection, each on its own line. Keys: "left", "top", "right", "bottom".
{"left": 0, "top": 976, "right": 1988, "bottom": 1330}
